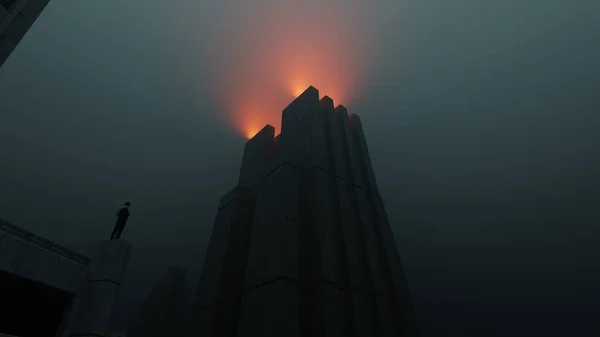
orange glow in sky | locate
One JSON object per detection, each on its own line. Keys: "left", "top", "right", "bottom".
{"left": 240, "top": 109, "right": 266, "bottom": 140}
{"left": 202, "top": 1, "right": 375, "bottom": 139}
{"left": 292, "top": 84, "right": 308, "bottom": 98}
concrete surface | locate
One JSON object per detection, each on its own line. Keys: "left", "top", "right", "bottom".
{"left": 0, "top": 218, "right": 132, "bottom": 337}
{"left": 0, "top": 0, "right": 52, "bottom": 69}
{"left": 187, "top": 86, "right": 418, "bottom": 336}
{"left": 0, "top": 219, "right": 89, "bottom": 294}
{"left": 130, "top": 267, "right": 191, "bottom": 337}
{"left": 66, "top": 239, "right": 132, "bottom": 337}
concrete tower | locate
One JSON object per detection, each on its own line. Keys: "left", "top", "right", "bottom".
{"left": 193, "top": 86, "right": 418, "bottom": 337}
{"left": 0, "top": 0, "right": 51, "bottom": 68}
{"left": 130, "top": 267, "right": 192, "bottom": 337}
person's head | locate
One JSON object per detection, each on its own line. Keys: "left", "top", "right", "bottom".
{"left": 124, "top": 202, "right": 131, "bottom": 207}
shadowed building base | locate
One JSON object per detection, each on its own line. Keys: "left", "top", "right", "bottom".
{"left": 0, "top": 218, "right": 132, "bottom": 337}
{"left": 130, "top": 267, "right": 192, "bottom": 337}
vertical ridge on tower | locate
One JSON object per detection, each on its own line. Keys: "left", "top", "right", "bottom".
{"left": 190, "top": 86, "right": 418, "bottom": 337}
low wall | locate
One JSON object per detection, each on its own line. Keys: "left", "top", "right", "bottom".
{"left": 0, "top": 218, "right": 132, "bottom": 337}
{"left": 0, "top": 218, "right": 89, "bottom": 293}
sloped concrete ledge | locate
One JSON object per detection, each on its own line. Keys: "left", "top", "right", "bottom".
{"left": 0, "top": 218, "right": 89, "bottom": 266}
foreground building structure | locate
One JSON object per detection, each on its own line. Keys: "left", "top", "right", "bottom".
{"left": 0, "top": 218, "right": 132, "bottom": 337}
{"left": 131, "top": 267, "right": 192, "bottom": 337}
{"left": 191, "top": 86, "right": 418, "bottom": 336}
{"left": 0, "top": 0, "right": 51, "bottom": 68}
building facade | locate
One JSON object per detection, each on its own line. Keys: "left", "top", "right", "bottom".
{"left": 130, "top": 267, "right": 192, "bottom": 337}
{"left": 191, "top": 86, "right": 418, "bottom": 336}
{"left": 0, "top": 0, "right": 51, "bottom": 68}
{"left": 0, "top": 218, "right": 132, "bottom": 337}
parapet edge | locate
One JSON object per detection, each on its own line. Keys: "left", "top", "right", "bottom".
{"left": 0, "top": 218, "right": 90, "bottom": 266}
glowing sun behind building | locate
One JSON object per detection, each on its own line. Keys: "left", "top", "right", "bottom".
{"left": 200, "top": 1, "right": 376, "bottom": 140}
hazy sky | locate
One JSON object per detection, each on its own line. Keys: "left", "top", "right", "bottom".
{"left": 1, "top": 1, "right": 599, "bottom": 336}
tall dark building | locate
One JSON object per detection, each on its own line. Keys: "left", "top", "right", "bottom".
{"left": 193, "top": 86, "right": 418, "bottom": 336}
{"left": 131, "top": 267, "right": 192, "bottom": 337}
{"left": 0, "top": 0, "right": 51, "bottom": 69}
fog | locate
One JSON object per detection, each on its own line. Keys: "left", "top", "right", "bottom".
{"left": 1, "top": 1, "right": 599, "bottom": 335}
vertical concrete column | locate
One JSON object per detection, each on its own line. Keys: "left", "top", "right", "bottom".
{"left": 330, "top": 105, "right": 375, "bottom": 336}
{"left": 229, "top": 92, "right": 314, "bottom": 337}
{"left": 192, "top": 187, "right": 255, "bottom": 337}
{"left": 280, "top": 86, "right": 321, "bottom": 169}
{"left": 236, "top": 162, "right": 301, "bottom": 337}
{"left": 281, "top": 87, "right": 345, "bottom": 336}
{"left": 343, "top": 113, "right": 388, "bottom": 336}
{"left": 131, "top": 266, "right": 192, "bottom": 337}
{"left": 191, "top": 86, "right": 418, "bottom": 337}
{"left": 350, "top": 115, "right": 418, "bottom": 336}
{"left": 351, "top": 115, "right": 406, "bottom": 295}
{"left": 347, "top": 114, "right": 388, "bottom": 296}
{"left": 331, "top": 105, "right": 370, "bottom": 289}
{"left": 279, "top": 87, "right": 331, "bottom": 337}
{"left": 163, "top": 267, "right": 190, "bottom": 336}
{"left": 239, "top": 125, "right": 276, "bottom": 188}
{"left": 67, "top": 240, "right": 132, "bottom": 337}
{"left": 349, "top": 114, "right": 380, "bottom": 195}
{"left": 301, "top": 94, "right": 340, "bottom": 285}
{"left": 212, "top": 188, "right": 255, "bottom": 337}
{"left": 308, "top": 96, "right": 350, "bottom": 337}
{"left": 195, "top": 187, "right": 254, "bottom": 308}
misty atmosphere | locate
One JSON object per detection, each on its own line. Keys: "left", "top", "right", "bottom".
{"left": 1, "top": 0, "right": 599, "bottom": 336}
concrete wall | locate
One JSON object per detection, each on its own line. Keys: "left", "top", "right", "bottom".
{"left": 0, "top": 219, "right": 89, "bottom": 294}
{"left": 0, "top": 6, "right": 8, "bottom": 23}
{"left": 191, "top": 86, "right": 418, "bottom": 337}
{"left": 0, "top": 219, "right": 87, "bottom": 337}
{"left": 192, "top": 186, "right": 255, "bottom": 337}
{"left": 65, "top": 239, "right": 132, "bottom": 337}
{"left": 131, "top": 267, "right": 191, "bottom": 337}
{"left": 0, "top": 0, "right": 52, "bottom": 68}
{"left": 0, "top": 219, "right": 132, "bottom": 337}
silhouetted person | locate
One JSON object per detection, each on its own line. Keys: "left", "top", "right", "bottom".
{"left": 111, "top": 202, "right": 131, "bottom": 240}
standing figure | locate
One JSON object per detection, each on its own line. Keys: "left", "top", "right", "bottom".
{"left": 111, "top": 201, "right": 131, "bottom": 240}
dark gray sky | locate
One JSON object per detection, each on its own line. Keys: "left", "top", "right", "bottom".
{"left": 1, "top": 1, "right": 599, "bottom": 336}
